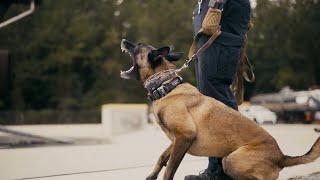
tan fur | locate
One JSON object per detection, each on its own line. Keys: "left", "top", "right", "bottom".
{"left": 125, "top": 43, "right": 320, "bottom": 180}
{"left": 148, "top": 81, "right": 320, "bottom": 180}
{"left": 138, "top": 47, "right": 177, "bottom": 81}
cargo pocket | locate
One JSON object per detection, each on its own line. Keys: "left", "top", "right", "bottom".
{"left": 216, "top": 46, "right": 240, "bottom": 84}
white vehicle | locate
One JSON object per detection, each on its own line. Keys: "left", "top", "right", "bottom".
{"left": 239, "top": 105, "right": 277, "bottom": 124}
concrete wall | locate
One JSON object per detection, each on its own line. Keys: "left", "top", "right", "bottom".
{"left": 101, "top": 104, "right": 148, "bottom": 137}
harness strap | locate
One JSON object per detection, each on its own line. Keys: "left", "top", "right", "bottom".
{"left": 148, "top": 76, "right": 183, "bottom": 101}
{"left": 242, "top": 52, "right": 255, "bottom": 83}
{"left": 231, "top": 33, "right": 255, "bottom": 105}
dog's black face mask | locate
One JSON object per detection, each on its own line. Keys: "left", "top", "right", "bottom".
{"left": 120, "top": 39, "right": 183, "bottom": 80}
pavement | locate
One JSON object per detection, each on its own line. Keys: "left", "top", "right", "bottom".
{"left": 0, "top": 124, "right": 319, "bottom": 180}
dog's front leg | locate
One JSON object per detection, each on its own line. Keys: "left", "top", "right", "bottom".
{"left": 163, "top": 134, "right": 195, "bottom": 180}
{"left": 146, "top": 144, "right": 173, "bottom": 180}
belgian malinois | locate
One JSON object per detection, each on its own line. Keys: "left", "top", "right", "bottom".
{"left": 120, "top": 39, "right": 320, "bottom": 180}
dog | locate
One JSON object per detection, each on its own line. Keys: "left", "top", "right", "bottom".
{"left": 119, "top": 39, "right": 320, "bottom": 180}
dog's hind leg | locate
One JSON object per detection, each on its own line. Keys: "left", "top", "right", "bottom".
{"left": 146, "top": 144, "right": 173, "bottom": 180}
{"left": 222, "top": 146, "right": 280, "bottom": 180}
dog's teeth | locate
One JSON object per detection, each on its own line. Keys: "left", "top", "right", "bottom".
{"left": 121, "top": 48, "right": 129, "bottom": 53}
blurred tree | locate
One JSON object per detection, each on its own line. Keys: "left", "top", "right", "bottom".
{"left": 0, "top": 0, "right": 319, "bottom": 111}
{"left": 247, "top": 0, "right": 320, "bottom": 97}
{"left": 0, "top": 0, "right": 194, "bottom": 110}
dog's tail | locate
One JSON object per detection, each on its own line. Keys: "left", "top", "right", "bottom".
{"left": 279, "top": 137, "right": 320, "bottom": 167}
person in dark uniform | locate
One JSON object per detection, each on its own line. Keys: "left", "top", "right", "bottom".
{"left": 185, "top": 0, "right": 251, "bottom": 179}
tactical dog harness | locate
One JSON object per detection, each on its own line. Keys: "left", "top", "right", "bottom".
{"left": 144, "top": 69, "right": 183, "bottom": 101}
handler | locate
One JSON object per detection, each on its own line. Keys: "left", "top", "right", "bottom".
{"left": 185, "top": 0, "right": 251, "bottom": 179}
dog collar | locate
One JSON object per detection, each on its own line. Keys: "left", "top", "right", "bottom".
{"left": 144, "top": 69, "right": 183, "bottom": 101}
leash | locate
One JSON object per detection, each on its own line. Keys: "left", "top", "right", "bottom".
{"left": 174, "top": 0, "right": 224, "bottom": 73}
{"left": 175, "top": 29, "right": 222, "bottom": 73}
{"left": 145, "top": 0, "right": 254, "bottom": 103}
{"left": 144, "top": 29, "right": 222, "bottom": 101}
{"left": 145, "top": 27, "right": 221, "bottom": 100}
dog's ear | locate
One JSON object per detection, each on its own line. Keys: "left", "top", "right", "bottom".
{"left": 156, "top": 46, "right": 170, "bottom": 57}
{"left": 149, "top": 46, "right": 171, "bottom": 62}
{"left": 166, "top": 52, "right": 184, "bottom": 61}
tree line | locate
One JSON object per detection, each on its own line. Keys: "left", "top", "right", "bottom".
{"left": 0, "top": 0, "right": 319, "bottom": 110}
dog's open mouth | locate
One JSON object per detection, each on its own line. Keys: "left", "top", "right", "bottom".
{"left": 120, "top": 39, "right": 137, "bottom": 79}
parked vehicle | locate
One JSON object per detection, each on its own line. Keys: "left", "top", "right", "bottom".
{"left": 315, "top": 111, "right": 320, "bottom": 121}
{"left": 250, "top": 87, "right": 320, "bottom": 123}
{"left": 239, "top": 105, "right": 277, "bottom": 124}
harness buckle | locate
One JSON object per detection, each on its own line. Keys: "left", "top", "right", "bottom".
{"left": 157, "top": 86, "right": 166, "bottom": 97}
{"left": 152, "top": 90, "right": 161, "bottom": 100}
{"left": 198, "top": 0, "right": 203, "bottom": 14}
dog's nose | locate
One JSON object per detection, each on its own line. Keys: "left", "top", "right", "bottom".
{"left": 121, "top": 39, "right": 128, "bottom": 49}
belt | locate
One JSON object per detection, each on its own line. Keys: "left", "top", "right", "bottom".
{"left": 215, "top": 31, "right": 245, "bottom": 47}
{"left": 199, "top": 31, "right": 244, "bottom": 47}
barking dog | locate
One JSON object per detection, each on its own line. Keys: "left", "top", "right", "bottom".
{"left": 120, "top": 39, "right": 320, "bottom": 180}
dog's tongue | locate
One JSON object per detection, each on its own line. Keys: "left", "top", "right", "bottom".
{"left": 120, "top": 65, "right": 134, "bottom": 79}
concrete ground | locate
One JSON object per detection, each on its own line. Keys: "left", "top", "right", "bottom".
{"left": 0, "top": 124, "right": 319, "bottom": 180}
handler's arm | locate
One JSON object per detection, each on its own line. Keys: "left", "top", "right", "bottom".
{"left": 200, "top": 0, "right": 226, "bottom": 35}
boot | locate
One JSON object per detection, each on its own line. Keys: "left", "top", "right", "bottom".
{"left": 184, "top": 164, "right": 233, "bottom": 180}
{"left": 184, "top": 169, "right": 215, "bottom": 180}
